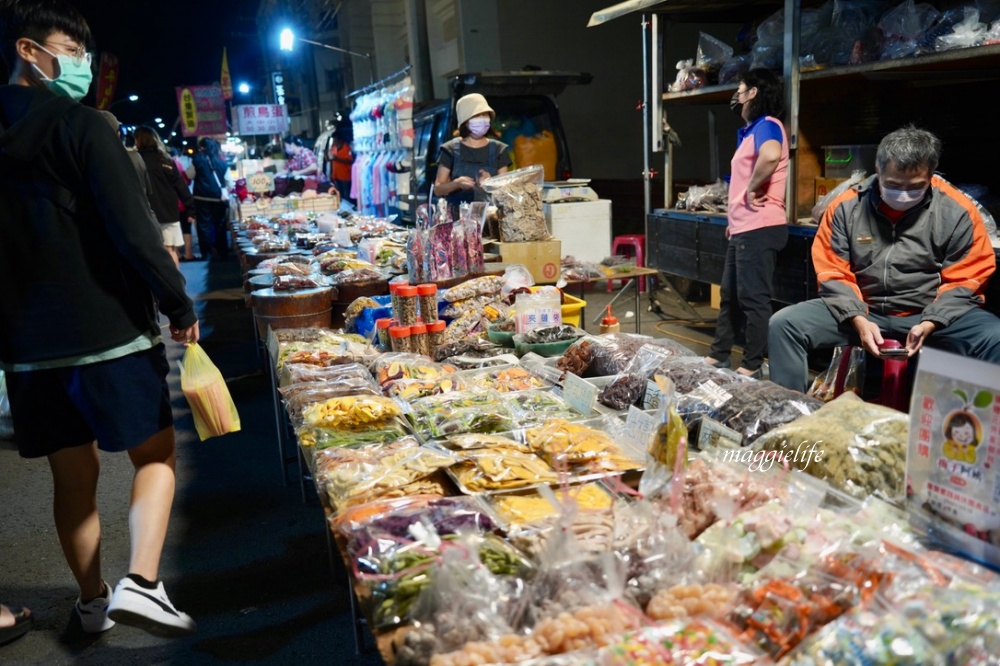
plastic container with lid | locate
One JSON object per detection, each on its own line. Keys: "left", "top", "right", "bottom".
{"left": 389, "top": 282, "right": 402, "bottom": 316}
{"left": 428, "top": 320, "right": 447, "bottom": 354}
{"left": 389, "top": 325, "right": 412, "bottom": 354}
{"left": 376, "top": 317, "right": 393, "bottom": 351}
{"left": 417, "top": 283, "right": 439, "bottom": 323}
{"left": 410, "top": 323, "right": 430, "bottom": 357}
{"left": 599, "top": 305, "right": 620, "bottom": 334}
{"left": 395, "top": 285, "right": 420, "bottom": 326}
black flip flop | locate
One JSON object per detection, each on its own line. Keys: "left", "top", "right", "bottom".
{"left": 0, "top": 606, "right": 32, "bottom": 646}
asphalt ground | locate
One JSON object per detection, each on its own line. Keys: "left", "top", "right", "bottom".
{"left": 0, "top": 256, "right": 382, "bottom": 665}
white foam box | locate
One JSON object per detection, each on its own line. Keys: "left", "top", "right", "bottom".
{"left": 543, "top": 199, "right": 612, "bottom": 264}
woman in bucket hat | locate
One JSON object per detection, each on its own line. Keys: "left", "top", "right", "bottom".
{"left": 433, "top": 93, "right": 511, "bottom": 216}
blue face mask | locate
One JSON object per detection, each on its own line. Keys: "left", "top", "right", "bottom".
{"left": 31, "top": 42, "right": 93, "bottom": 101}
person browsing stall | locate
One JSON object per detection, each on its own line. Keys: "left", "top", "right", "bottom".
{"left": 705, "top": 69, "right": 789, "bottom": 378}
{"left": 768, "top": 126, "right": 1000, "bottom": 393}
{"left": 0, "top": 0, "right": 198, "bottom": 638}
{"left": 282, "top": 134, "right": 318, "bottom": 177}
{"left": 330, "top": 133, "right": 354, "bottom": 204}
{"left": 134, "top": 126, "right": 195, "bottom": 268}
{"left": 191, "top": 136, "right": 230, "bottom": 259}
{"left": 434, "top": 93, "right": 512, "bottom": 216}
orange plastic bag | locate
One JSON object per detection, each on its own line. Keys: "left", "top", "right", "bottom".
{"left": 514, "top": 130, "right": 557, "bottom": 181}
{"left": 179, "top": 343, "right": 241, "bottom": 440}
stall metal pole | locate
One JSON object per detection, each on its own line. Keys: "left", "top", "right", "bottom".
{"left": 784, "top": 0, "right": 801, "bottom": 223}
{"left": 641, "top": 13, "right": 651, "bottom": 218}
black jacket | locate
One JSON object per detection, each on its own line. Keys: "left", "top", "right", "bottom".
{"left": 0, "top": 85, "right": 196, "bottom": 365}
{"left": 137, "top": 146, "right": 194, "bottom": 224}
{"left": 192, "top": 150, "right": 228, "bottom": 200}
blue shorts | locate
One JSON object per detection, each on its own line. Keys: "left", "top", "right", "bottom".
{"left": 7, "top": 345, "right": 173, "bottom": 459}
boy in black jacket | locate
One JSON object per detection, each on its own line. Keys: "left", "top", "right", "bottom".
{"left": 0, "top": 0, "right": 198, "bottom": 637}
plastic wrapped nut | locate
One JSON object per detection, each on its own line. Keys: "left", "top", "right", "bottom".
{"left": 751, "top": 392, "right": 909, "bottom": 499}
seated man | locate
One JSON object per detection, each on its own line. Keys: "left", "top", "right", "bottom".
{"left": 769, "top": 126, "right": 1000, "bottom": 393}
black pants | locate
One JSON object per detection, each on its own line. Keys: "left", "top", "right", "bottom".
{"left": 709, "top": 224, "right": 788, "bottom": 371}
{"left": 195, "top": 199, "right": 229, "bottom": 258}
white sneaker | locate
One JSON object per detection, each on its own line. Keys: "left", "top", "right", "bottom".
{"left": 107, "top": 577, "right": 196, "bottom": 637}
{"left": 76, "top": 580, "right": 115, "bottom": 633}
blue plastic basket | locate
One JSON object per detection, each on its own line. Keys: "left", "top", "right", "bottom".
{"left": 354, "top": 294, "right": 393, "bottom": 338}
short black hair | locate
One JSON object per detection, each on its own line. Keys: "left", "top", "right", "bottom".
{"left": 740, "top": 68, "right": 785, "bottom": 122}
{"left": 198, "top": 136, "right": 219, "bottom": 153}
{"left": 283, "top": 134, "right": 303, "bottom": 147}
{"left": 0, "top": 0, "right": 93, "bottom": 73}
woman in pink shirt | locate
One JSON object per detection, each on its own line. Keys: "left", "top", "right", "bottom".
{"left": 706, "top": 69, "right": 789, "bottom": 377}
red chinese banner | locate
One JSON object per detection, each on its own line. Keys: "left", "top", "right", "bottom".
{"left": 175, "top": 85, "right": 227, "bottom": 138}
{"left": 94, "top": 52, "right": 119, "bottom": 110}
{"left": 231, "top": 104, "right": 290, "bottom": 135}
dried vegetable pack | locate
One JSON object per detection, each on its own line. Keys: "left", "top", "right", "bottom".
{"left": 480, "top": 165, "right": 550, "bottom": 242}
{"left": 463, "top": 365, "right": 548, "bottom": 393}
{"left": 314, "top": 436, "right": 457, "bottom": 509}
{"left": 406, "top": 389, "right": 519, "bottom": 440}
{"left": 752, "top": 392, "right": 909, "bottom": 500}
{"left": 524, "top": 418, "right": 642, "bottom": 474}
{"left": 301, "top": 394, "right": 402, "bottom": 429}
{"left": 354, "top": 531, "right": 531, "bottom": 628}
{"left": 371, "top": 353, "right": 464, "bottom": 401}
{"left": 450, "top": 444, "right": 559, "bottom": 493}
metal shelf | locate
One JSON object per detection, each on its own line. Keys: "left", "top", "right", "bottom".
{"left": 662, "top": 43, "right": 1000, "bottom": 104}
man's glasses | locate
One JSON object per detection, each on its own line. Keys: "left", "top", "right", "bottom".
{"left": 44, "top": 41, "right": 92, "bottom": 66}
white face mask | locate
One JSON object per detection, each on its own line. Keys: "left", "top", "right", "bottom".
{"left": 880, "top": 184, "right": 928, "bottom": 212}
{"left": 467, "top": 117, "right": 491, "bottom": 139}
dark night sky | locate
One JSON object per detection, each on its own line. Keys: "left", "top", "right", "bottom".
{"left": 70, "top": 0, "right": 265, "bottom": 131}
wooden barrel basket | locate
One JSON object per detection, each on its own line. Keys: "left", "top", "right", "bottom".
{"left": 250, "top": 286, "right": 334, "bottom": 339}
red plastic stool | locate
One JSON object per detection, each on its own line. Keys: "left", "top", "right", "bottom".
{"left": 608, "top": 234, "right": 646, "bottom": 293}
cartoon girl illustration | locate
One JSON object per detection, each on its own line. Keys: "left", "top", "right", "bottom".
{"left": 943, "top": 411, "right": 981, "bottom": 464}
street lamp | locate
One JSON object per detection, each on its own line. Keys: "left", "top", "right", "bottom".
{"left": 238, "top": 82, "right": 251, "bottom": 95}
{"left": 109, "top": 94, "right": 139, "bottom": 110}
{"left": 278, "top": 27, "right": 374, "bottom": 84}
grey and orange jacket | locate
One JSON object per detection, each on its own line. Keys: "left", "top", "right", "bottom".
{"left": 813, "top": 174, "right": 995, "bottom": 328}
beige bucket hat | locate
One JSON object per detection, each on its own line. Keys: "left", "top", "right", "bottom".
{"left": 455, "top": 93, "right": 495, "bottom": 127}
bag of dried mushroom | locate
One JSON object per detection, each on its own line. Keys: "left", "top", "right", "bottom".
{"left": 751, "top": 392, "right": 909, "bottom": 500}
{"left": 480, "top": 165, "right": 550, "bottom": 242}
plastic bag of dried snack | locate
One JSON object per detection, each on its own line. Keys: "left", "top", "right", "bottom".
{"left": 752, "top": 392, "right": 908, "bottom": 499}
{"left": 716, "top": 380, "right": 823, "bottom": 444}
{"left": 480, "top": 165, "right": 550, "bottom": 242}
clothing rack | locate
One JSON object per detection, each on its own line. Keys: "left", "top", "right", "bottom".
{"left": 348, "top": 65, "right": 412, "bottom": 98}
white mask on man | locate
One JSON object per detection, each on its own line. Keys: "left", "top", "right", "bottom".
{"left": 880, "top": 184, "right": 928, "bottom": 211}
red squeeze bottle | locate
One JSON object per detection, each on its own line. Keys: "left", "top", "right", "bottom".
{"left": 600, "top": 305, "right": 620, "bottom": 334}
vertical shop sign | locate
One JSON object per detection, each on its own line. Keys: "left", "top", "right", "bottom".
{"left": 175, "top": 85, "right": 227, "bottom": 137}
{"left": 220, "top": 47, "right": 233, "bottom": 100}
{"left": 94, "top": 52, "right": 119, "bottom": 110}
{"left": 271, "top": 71, "right": 286, "bottom": 105}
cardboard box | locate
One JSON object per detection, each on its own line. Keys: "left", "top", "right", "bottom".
{"left": 710, "top": 284, "right": 721, "bottom": 310}
{"left": 487, "top": 240, "right": 562, "bottom": 284}
{"left": 815, "top": 177, "right": 848, "bottom": 203}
